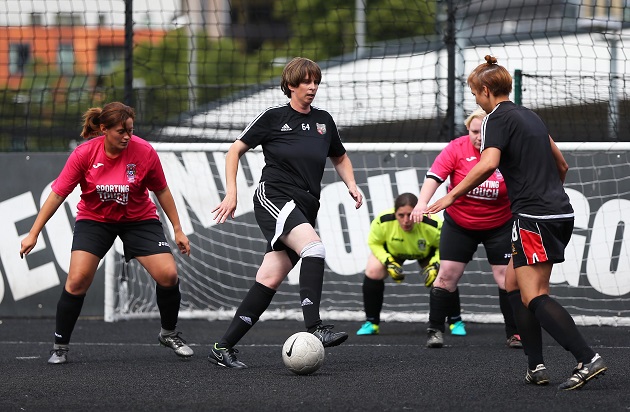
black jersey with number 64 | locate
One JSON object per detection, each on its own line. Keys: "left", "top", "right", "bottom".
{"left": 238, "top": 103, "right": 346, "bottom": 199}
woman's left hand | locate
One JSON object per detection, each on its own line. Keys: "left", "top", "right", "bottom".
{"left": 174, "top": 230, "right": 191, "bottom": 256}
{"left": 425, "top": 194, "right": 456, "bottom": 215}
{"left": 349, "top": 186, "right": 363, "bottom": 209}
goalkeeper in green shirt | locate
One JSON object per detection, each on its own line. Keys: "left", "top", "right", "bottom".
{"left": 356, "top": 193, "right": 465, "bottom": 336}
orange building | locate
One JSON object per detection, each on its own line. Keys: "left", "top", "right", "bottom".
{"left": 0, "top": 25, "right": 167, "bottom": 89}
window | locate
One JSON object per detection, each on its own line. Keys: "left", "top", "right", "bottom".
{"left": 96, "top": 45, "right": 124, "bottom": 75}
{"left": 9, "top": 43, "right": 30, "bottom": 75}
{"left": 57, "top": 12, "right": 82, "bottom": 26}
{"left": 58, "top": 43, "right": 74, "bottom": 75}
{"left": 31, "top": 13, "right": 43, "bottom": 26}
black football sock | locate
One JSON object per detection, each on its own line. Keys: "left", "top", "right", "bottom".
{"left": 219, "top": 282, "right": 276, "bottom": 348}
{"left": 362, "top": 276, "right": 385, "bottom": 324}
{"left": 428, "top": 287, "right": 452, "bottom": 333}
{"left": 499, "top": 288, "right": 518, "bottom": 337}
{"left": 508, "top": 290, "right": 544, "bottom": 369}
{"left": 156, "top": 279, "right": 181, "bottom": 331}
{"left": 529, "top": 294, "right": 596, "bottom": 364}
{"left": 447, "top": 287, "right": 462, "bottom": 325}
{"left": 54, "top": 288, "right": 85, "bottom": 345}
{"left": 299, "top": 257, "right": 325, "bottom": 331}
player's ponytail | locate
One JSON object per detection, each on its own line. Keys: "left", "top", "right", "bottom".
{"left": 80, "top": 107, "right": 103, "bottom": 139}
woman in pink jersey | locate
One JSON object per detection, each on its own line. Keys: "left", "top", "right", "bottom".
{"left": 411, "top": 108, "right": 520, "bottom": 349}
{"left": 19, "top": 102, "right": 193, "bottom": 364}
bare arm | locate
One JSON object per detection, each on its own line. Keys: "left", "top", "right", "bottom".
{"left": 425, "top": 147, "right": 501, "bottom": 215}
{"left": 411, "top": 178, "right": 441, "bottom": 222}
{"left": 212, "top": 140, "right": 250, "bottom": 223}
{"left": 20, "top": 191, "right": 66, "bottom": 258}
{"left": 549, "top": 136, "right": 568, "bottom": 183}
{"left": 330, "top": 153, "right": 363, "bottom": 209}
{"left": 154, "top": 186, "right": 190, "bottom": 256}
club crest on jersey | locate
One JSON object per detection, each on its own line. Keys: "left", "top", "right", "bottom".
{"left": 126, "top": 163, "right": 137, "bottom": 183}
{"left": 316, "top": 123, "right": 326, "bottom": 135}
{"left": 417, "top": 239, "right": 427, "bottom": 251}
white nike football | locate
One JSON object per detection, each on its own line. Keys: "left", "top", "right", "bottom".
{"left": 282, "top": 331, "right": 325, "bottom": 375}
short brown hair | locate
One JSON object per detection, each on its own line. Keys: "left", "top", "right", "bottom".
{"left": 80, "top": 102, "right": 135, "bottom": 139}
{"left": 467, "top": 55, "right": 513, "bottom": 97}
{"left": 280, "top": 57, "right": 322, "bottom": 98}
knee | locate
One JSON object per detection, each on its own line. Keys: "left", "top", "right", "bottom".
{"left": 434, "top": 261, "right": 464, "bottom": 288}
{"left": 255, "top": 270, "right": 283, "bottom": 290}
{"left": 300, "top": 241, "right": 325, "bottom": 259}
{"left": 159, "top": 275, "right": 179, "bottom": 288}
{"left": 431, "top": 286, "right": 452, "bottom": 298}
{"left": 65, "top": 276, "right": 92, "bottom": 295}
{"left": 434, "top": 270, "right": 460, "bottom": 291}
{"left": 365, "top": 267, "right": 386, "bottom": 281}
{"left": 152, "top": 259, "right": 180, "bottom": 287}
{"left": 365, "top": 259, "right": 388, "bottom": 280}
{"left": 491, "top": 266, "right": 507, "bottom": 287}
{"left": 154, "top": 265, "right": 179, "bottom": 288}
{"left": 364, "top": 254, "right": 387, "bottom": 280}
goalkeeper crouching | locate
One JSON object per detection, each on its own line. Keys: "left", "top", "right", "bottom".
{"left": 357, "top": 193, "right": 465, "bottom": 336}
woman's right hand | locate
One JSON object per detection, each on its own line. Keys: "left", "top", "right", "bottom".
{"left": 411, "top": 202, "right": 427, "bottom": 223}
{"left": 212, "top": 193, "right": 237, "bottom": 224}
{"left": 20, "top": 232, "right": 39, "bottom": 259}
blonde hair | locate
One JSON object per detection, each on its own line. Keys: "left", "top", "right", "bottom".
{"left": 464, "top": 108, "right": 487, "bottom": 129}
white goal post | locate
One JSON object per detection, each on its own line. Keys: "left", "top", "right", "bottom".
{"left": 104, "top": 142, "right": 630, "bottom": 327}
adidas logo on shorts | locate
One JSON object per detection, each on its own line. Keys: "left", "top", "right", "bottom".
{"left": 301, "top": 298, "right": 313, "bottom": 306}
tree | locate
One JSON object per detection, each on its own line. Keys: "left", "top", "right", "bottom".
{"left": 272, "top": 0, "right": 437, "bottom": 61}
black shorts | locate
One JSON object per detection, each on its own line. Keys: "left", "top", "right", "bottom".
{"left": 511, "top": 217, "right": 574, "bottom": 268}
{"left": 439, "top": 212, "right": 513, "bottom": 265}
{"left": 72, "top": 219, "right": 172, "bottom": 262}
{"left": 253, "top": 181, "right": 319, "bottom": 264}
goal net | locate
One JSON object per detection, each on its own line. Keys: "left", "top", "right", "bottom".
{"left": 104, "top": 142, "right": 630, "bottom": 326}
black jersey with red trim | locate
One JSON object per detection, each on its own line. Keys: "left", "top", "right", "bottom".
{"left": 480, "top": 101, "right": 573, "bottom": 217}
{"left": 238, "top": 103, "right": 345, "bottom": 199}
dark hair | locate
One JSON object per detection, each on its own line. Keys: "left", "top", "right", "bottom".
{"left": 467, "top": 55, "right": 513, "bottom": 97}
{"left": 394, "top": 193, "right": 418, "bottom": 210}
{"left": 80, "top": 102, "right": 135, "bottom": 139}
{"left": 280, "top": 57, "right": 322, "bottom": 98}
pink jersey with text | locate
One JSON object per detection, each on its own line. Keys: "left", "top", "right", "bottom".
{"left": 51, "top": 135, "right": 167, "bottom": 223}
{"left": 427, "top": 135, "right": 512, "bottom": 230}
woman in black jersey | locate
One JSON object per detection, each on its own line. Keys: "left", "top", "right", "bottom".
{"left": 426, "top": 56, "right": 606, "bottom": 390}
{"left": 208, "top": 57, "right": 363, "bottom": 369}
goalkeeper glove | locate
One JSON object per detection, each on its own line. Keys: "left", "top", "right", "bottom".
{"left": 385, "top": 257, "right": 404, "bottom": 283}
{"left": 422, "top": 263, "right": 440, "bottom": 287}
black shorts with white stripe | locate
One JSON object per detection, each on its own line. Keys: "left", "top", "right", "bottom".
{"left": 253, "top": 181, "right": 320, "bottom": 258}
